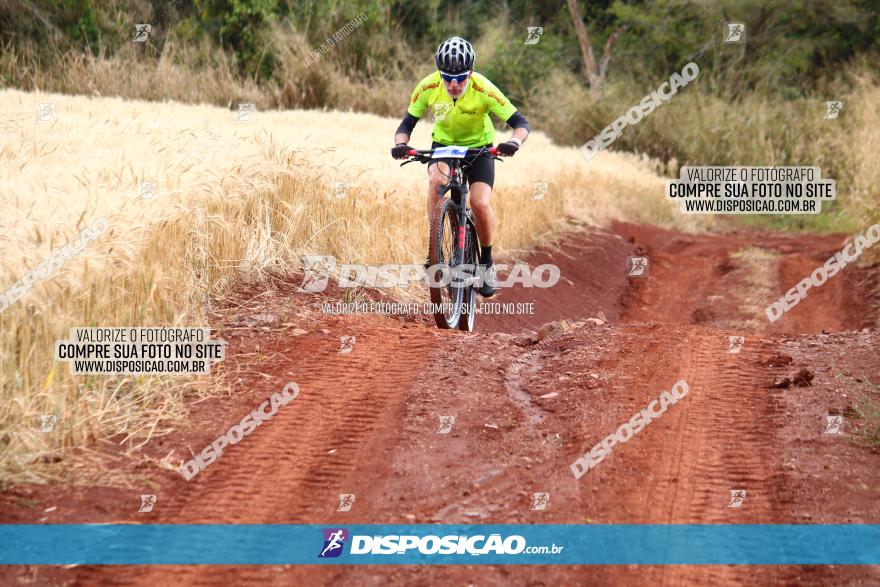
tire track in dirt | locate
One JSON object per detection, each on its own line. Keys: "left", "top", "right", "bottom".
{"left": 595, "top": 224, "right": 876, "bottom": 586}
{"left": 180, "top": 324, "right": 436, "bottom": 524}
{"left": 73, "top": 312, "right": 440, "bottom": 586}
{"left": 641, "top": 331, "right": 791, "bottom": 586}
{"left": 658, "top": 331, "right": 784, "bottom": 523}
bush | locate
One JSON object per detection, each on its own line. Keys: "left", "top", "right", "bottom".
{"left": 192, "top": 0, "right": 279, "bottom": 80}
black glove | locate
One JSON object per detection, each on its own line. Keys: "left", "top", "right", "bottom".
{"left": 497, "top": 141, "right": 520, "bottom": 156}
{"left": 391, "top": 143, "right": 411, "bottom": 159}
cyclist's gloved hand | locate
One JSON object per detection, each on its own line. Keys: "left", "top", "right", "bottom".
{"left": 391, "top": 143, "right": 411, "bottom": 159}
{"left": 497, "top": 141, "right": 519, "bottom": 156}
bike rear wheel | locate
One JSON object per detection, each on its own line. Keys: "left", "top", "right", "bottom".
{"left": 428, "top": 197, "right": 464, "bottom": 329}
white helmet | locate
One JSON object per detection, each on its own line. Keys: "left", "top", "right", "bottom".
{"left": 435, "top": 37, "right": 475, "bottom": 74}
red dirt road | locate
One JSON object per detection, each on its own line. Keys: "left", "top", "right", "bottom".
{"left": 3, "top": 222, "right": 879, "bottom": 586}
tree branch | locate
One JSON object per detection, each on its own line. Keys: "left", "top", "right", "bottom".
{"left": 567, "top": 0, "right": 623, "bottom": 99}
{"left": 566, "top": 0, "right": 597, "bottom": 79}
{"left": 598, "top": 26, "right": 626, "bottom": 79}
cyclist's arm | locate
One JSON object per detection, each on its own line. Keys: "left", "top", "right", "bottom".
{"left": 394, "top": 113, "right": 419, "bottom": 145}
{"left": 505, "top": 111, "right": 531, "bottom": 146}
{"left": 483, "top": 77, "right": 529, "bottom": 147}
{"left": 396, "top": 77, "right": 431, "bottom": 145}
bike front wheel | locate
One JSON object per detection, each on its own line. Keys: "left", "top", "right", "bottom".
{"left": 457, "top": 213, "right": 479, "bottom": 332}
{"left": 428, "top": 197, "right": 464, "bottom": 329}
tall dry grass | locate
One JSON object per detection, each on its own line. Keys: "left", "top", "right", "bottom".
{"left": 534, "top": 61, "right": 880, "bottom": 237}
{"left": 842, "top": 77, "right": 880, "bottom": 232}
{"left": 0, "top": 87, "right": 701, "bottom": 483}
{"left": 2, "top": 20, "right": 415, "bottom": 117}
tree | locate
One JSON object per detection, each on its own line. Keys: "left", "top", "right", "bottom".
{"left": 565, "top": 0, "right": 624, "bottom": 99}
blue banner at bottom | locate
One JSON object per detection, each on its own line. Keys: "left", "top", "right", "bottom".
{"left": 1, "top": 524, "right": 878, "bottom": 565}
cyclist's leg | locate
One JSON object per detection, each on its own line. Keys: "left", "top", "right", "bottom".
{"left": 465, "top": 150, "right": 496, "bottom": 261}
{"left": 470, "top": 180, "right": 493, "bottom": 251}
{"left": 427, "top": 161, "right": 450, "bottom": 221}
{"left": 427, "top": 141, "right": 451, "bottom": 221}
{"left": 466, "top": 153, "right": 497, "bottom": 296}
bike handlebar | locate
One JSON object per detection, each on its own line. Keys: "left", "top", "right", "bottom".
{"left": 402, "top": 146, "right": 500, "bottom": 164}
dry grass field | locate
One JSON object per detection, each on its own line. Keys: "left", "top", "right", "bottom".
{"left": 0, "top": 88, "right": 708, "bottom": 483}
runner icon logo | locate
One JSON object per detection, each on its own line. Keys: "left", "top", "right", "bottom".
{"left": 724, "top": 22, "right": 745, "bottom": 43}
{"left": 531, "top": 493, "right": 550, "bottom": 511}
{"left": 525, "top": 27, "right": 544, "bottom": 45}
{"left": 237, "top": 103, "right": 255, "bottom": 122}
{"left": 139, "top": 494, "right": 157, "bottom": 512}
{"left": 727, "top": 336, "right": 744, "bottom": 354}
{"left": 40, "top": 415, "right": 57, "bottom": 432}
{"left": 531, "top": 181, "right": 548, "bottom": 200}
{"left": 438, "top": 415, "right": 455, "bottom": 434}
{"left": 338, "top": 494, "right": 356, "bottom": 512}
{"left": 627, "top": 256, "right": 649, "bottom": 277}
{"left": 825, "top": 101, "right": 843, "bottom": 120}
{"left": 432, "top": 103, "right": 451, "bottom": 122}
{"left": 133, "top": 24, "right": 151, "bottom": 42}
{"left": 37, "top": 103, "right": 55, "bottom": 123}
{"left": 339, "top": 335, "right": 355, "bottom": 354}
{"left": 139, "top": 181, "right": 158, "bottom": 200}
{"left": 728, "top": 489, "right": 747, "bottom": 508}
{"left": 298, "top": 255, "right": 335, "bottom": 293}
{"left": 331, "top": 181, "right": 348, "bottom": 199}
{"left": 319, "top": 528, "right": 349, "bottom": 558}
{"left": 824, "top": 415, "right": 843, "bottom": 434}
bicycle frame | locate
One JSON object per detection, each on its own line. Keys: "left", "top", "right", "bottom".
{"left": 436, "top": 159, "right": 471, "bottom": 266}
{"left": 403, "top": 145, "right": 499, "bottom": 262}
{"left": 400, "top": 145, "right": 501, "bottom": 329}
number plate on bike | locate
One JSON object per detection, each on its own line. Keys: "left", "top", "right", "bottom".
{"left": 432, "top": 146, "right": 468, "bottom": 159}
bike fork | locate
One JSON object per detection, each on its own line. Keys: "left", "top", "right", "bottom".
{"left": 456, "top": 187, "right": 468, "bottom": 263}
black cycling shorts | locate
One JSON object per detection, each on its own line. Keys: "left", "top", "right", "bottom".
{"left": 428, "top": 141, "right": 495, "bottom": 188}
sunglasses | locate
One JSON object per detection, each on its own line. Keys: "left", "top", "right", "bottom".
{"left": 440, "top": 71, "right": 470, "bottom": 83}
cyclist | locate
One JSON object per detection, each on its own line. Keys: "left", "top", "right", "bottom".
{"left": 391, "top": 36, "right": 531, "bottom": 297}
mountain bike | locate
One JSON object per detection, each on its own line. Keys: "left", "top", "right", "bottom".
{"left": 400, "top": 145, "right": 501, "bottom": 331}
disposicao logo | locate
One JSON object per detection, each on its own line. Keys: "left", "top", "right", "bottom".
{"left": 316, "top": 530, "right": 564, "bottom": 558}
